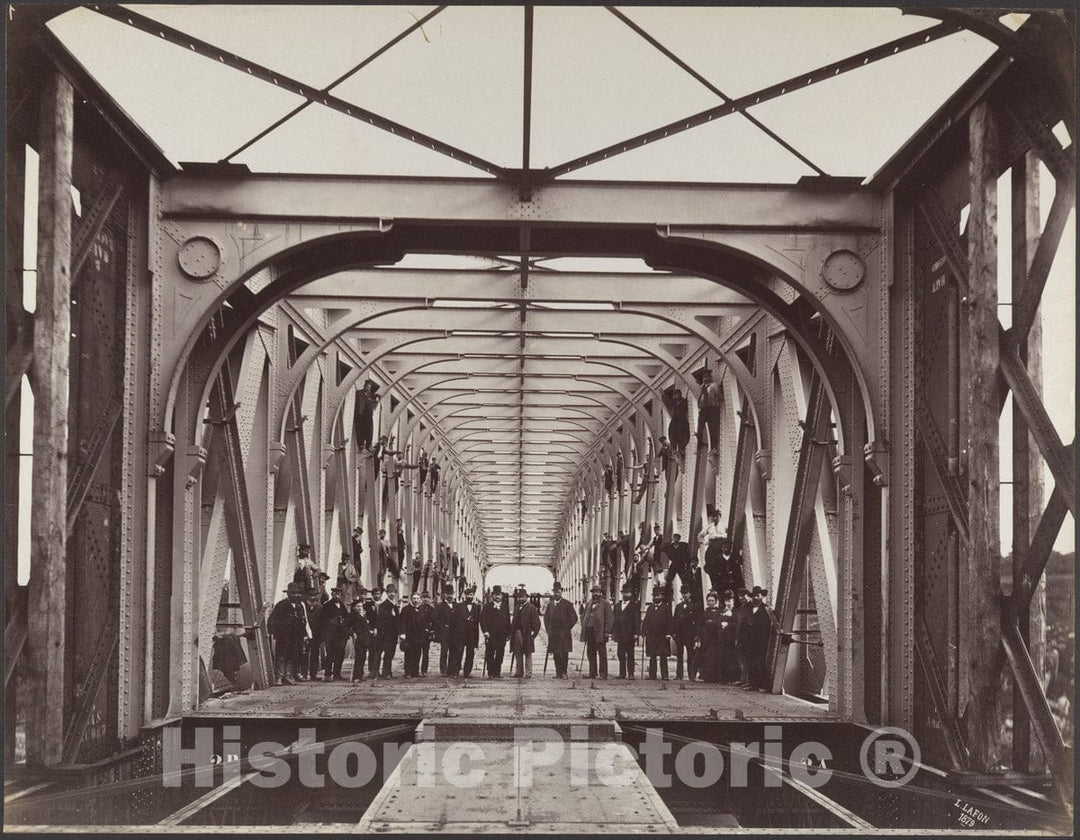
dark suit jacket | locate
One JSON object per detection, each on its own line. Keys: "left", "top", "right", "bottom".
{"left": 672, "top": 601, "right": 701, "bottom": 643}
{"left": 612, "top": 600, "right": 641, "bottom": 642}
{"left": 641, "top": 602, "right": 672, "bottom": 656}
{"left": 451, "top": 601, "right": 481, "bottom": 648}
{"left": 544, "top": 597, "right": 578, "bottom": 654}
{"left": 481, "top": 602, "right": 511, "bottom": 641}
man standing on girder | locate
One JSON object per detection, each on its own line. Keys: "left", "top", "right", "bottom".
{"left": 352, "top": 378, "right": 379, "bottom": 451}
{"left": 377, "top": 528, "right": 395, "bottom": 587}
{"left": 661, "top": 386, "right": 690, "bottom": 462}
{"left": 544, "top": 581, "right": 577, "bottom": 679}
{"left": 662, "top": 532, "right": 695, "bottom": 598}
{"left": 695, "top": 366, "right": 722, "bottom": 454}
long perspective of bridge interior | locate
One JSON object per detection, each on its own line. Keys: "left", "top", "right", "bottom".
{"left": 4, "top": 4, "right": 1076, "bottom": 833}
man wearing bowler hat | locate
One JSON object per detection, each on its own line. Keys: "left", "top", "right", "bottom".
{"left": 267, "top": 582, "right": 310, "bottom": 685}
{"left": 448, "top": 585, "right": 481, "bottom": 678}
{"left": 580, "top": 584, "right": 614, "bottom": 679}
{"left": 544, "top": 582, "right": 577, "bottom": 678}
{"left": 642, "top": 586, "right": 673, "bottom": 681}
{"left": 745, "top": 586, "right": 776, "bottom": 691}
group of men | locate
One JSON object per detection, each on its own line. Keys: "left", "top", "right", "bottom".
{"left": 344, "top": 525, "right": 467, "bottom": 603}
{"left": 267, "top": 577, "right": 554, "bottom": 684}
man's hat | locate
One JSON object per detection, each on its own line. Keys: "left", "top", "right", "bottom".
{"left": 719, "top": 537, "right": 734, "bottom": 552}
{"left": 465, "top": 585, "right": 477, "bottom": 595}
{"left": 621, "top": 584, "right": 633, "bottom": 593}
{"left": 751, "top": 586, "right": 766, "bottom": 596}
{"left": 331, "top": 586, "right": 343, "bottom": 595}
{"left": 551, "top": 581, "right": 563, "bottom": 592}
{"left": 443, "top": 584, "right": 455, "bottom": 596}
{"left": 651, "top": 586, "right": 666, "bottom": 598}
{"left": 680, "top": 585, "right": 691, "bottom": 594}
{"left": 491, "top": 585, "right": 502, "bottom": 595}
{"left": 672, "top": 532, "right": 682, "bottom": 541}
{"left": 363, "top": 378, "right": 379, "bottom": 392}
{"left": 691, "top": 365, "right": 712, "bottom": 383}
{"left": 705, "top": 503, "right": 718, "bottom": 519}
{"left": 736, "top": 587, "right": 750, "bottom": 596}
{"left": 591, "top": 584, "right": 602, "bottom": 593}
{"left": 285, "top": 582, "right": 304, "bottom": 595}
{"left": 421, "top": 590, "right": 431, "bottom": 598}
{"left": 514, "top": 589, "right": 527, "bottom": 599}
{"left": 316, "top": 570, "right": 330, "bottom": 580}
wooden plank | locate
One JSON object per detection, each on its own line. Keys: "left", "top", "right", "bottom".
{"left": 26, "top": 70, "right": 73, "bottom": 767}
{"left": 963, "top": 100, "right": 1003, "bottom": 772}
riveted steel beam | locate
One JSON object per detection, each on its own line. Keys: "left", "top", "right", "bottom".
{"left": 161, "top": 173, "right": 880, "bottom": 231}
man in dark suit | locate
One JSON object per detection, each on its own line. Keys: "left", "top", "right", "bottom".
{"left": 432, "top": 585, "right": 455, "bottom": 676}
{"left": 352, "top": 378, "right": 379, "bottom": 451}
{"left": 375, "top": 584, "right": 400, "bottom": 677}
{"left": 745, "top": 586, "right": 777, "bottom": 691}
{"left": 733, "top": 587, "right": 753, "bottom": 686}
{"left": 364, "top": 587, "right": 381, "bottom": 677}
{"left": 399, "top": 592, "right": 429, "bottom": 677}
{"left": 510, "top": 589, "right": 541, "bottom": 677}
{"left": 543, "top": 581, "right": 578, "bottom": 678}
{"left": 418, "top": 590, "right": 434, "bottom": 676}
{"left": 662, "top": 533, "right": 695, "bottom": 599}
{"left": 448, "top": 585, "right": 481, "bottom": 677}
{"left": 671, "top": 585, "right": 700, "bottom": 681}
{"left": 267, "top": 582, "right": 310, "bottom": 685}
{"left": 481, "top": 586, "right": 511, "bottom": 678}
{"left": 319, "top": 587, "right": 352, "bottom": 680}
{"left": 641, "top": 586, "right": 673, "bottom": 680}
{"left": 580, "top": 584, "right": 614, "bottom": 679}
{"left": 611, "top": 584, "right": 640, "bottom": 679}
{"left": 349, "top": 590, "right": 372, "bottom": 682}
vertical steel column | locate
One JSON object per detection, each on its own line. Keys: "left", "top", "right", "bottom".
{"left": 206, "top": 357, "right": 274, "bottom": 690}
{"left": 26, "top": 70, "right": 73, "bottom": 767}
{"left": 963, "top": 101, "right": 1003, "bottom": 771}
{"left": 767, "top": 363, "right": 832, "bottom": 694}
{"left": 284, "top": 354, "right": 316, "bottom": 565}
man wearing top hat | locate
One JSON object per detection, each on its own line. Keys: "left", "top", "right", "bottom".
{"left": 580, "top": 584, "right": 614, "bottom": 679}
{"left": 612, "top": 583, "right": 641, "bottom": 679}
{"left": 641, "top": 586, "right": 673, "bottom": 680}
{"left": 543, "top": 582, "right": 578, "bottom": 678}
{"left": 352, "top": 378, "right": 380, "bottom": 451}
{"left": 480, "top": 585, "right": 511, "bottom": 678}
{"left": 374, "top": 584, "right": 400, "bottom": 677}
{"left": 432, "top": 585, "right": 455, "bottom": 676}
{"left": 671, "top": 584, "right": 701, "bottom": 681}
{"left": 319, "top": 586, "right": 352, "bottom": 681}
{"left": 399, "top": 591, "right": 429, "bottom": 678}
{"left": 267, "top": 582, "right": 311, "bottom": 685}
{"left": 448, "top": 585, "right": 481, "bottom": 677}
{"left": 418, "top": 590, "right": 434, "bottom": 676}
{"left": 510, "top": 588, "right": 541, "bottom": 678}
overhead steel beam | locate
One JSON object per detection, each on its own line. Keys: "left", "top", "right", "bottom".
{"left": 161, "top": 173, "right": 881, "bottom": 231}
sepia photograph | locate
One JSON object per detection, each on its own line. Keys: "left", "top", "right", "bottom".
{"left": 3, "top": 3, "right": 1076, "bottom": 833}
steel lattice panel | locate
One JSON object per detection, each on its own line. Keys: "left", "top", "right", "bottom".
{"left": 65, "top": 135, "right": 133, "bottom": 763}
{"left": 909, "top": 149, "right": 971, "bottom": 768}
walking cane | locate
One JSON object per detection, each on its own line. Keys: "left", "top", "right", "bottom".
{"left": 481, "top": 634, "right": 487, "bottom": 678}
{"left": 543, "top": 648, "right": 550, "bottom": 675}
